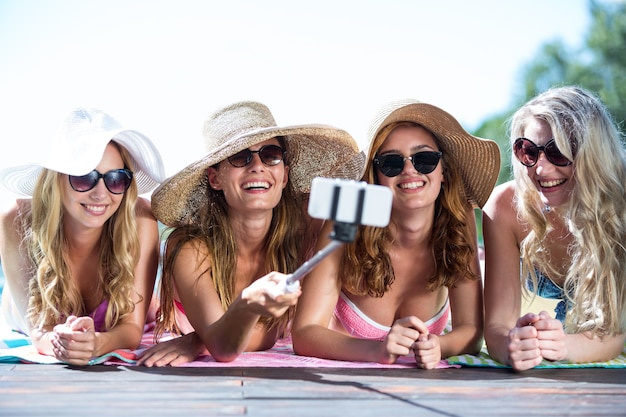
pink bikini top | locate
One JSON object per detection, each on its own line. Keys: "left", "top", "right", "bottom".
{"left": 332, "top": 292, "right": 450, "bottom": 341}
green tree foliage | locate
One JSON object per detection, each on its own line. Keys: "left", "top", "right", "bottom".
{"left": 474, "top": 0, "right": 626, "bottom": 185}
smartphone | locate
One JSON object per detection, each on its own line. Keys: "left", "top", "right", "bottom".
{"left": 307, "top": 177, "right": 392, "bottom": 228}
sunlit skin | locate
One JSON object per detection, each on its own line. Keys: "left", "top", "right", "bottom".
{"left": 137, "top": 138, "right": 301, "bottom": 366}
{"left": 292, "top": 125, "right": 483, "bottom": 369}
{"left": 523, "top": 118, "right": 574, "bottom": 209}
{"left": 0, "top": 142, "right": 160, "bottom": 365}
{"left": 483, "top": 117, "right": 626, "bottom": 371}
{"left": 61, "top": 143, "right": 126, "bottom": 235}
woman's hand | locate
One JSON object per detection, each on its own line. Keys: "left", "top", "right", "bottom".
{"left": 51, "top": 315, "right": 97, "bottom": 366}
{"left": 412, "top": 333, "right": 442, "bottom": 369}
{"left": 507, "top": 312, "right": 544, "bottom": 371}
{"left": 241, "top": 272, "right": 301, "bottom": 318}
{"left": 137, "top": 332, "right": 205, "bottom": 367}
{"left": 378, "top": 316, "right": 427, "bottom": 364}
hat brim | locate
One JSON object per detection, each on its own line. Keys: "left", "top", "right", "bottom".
{"left": 367, "top": 101, "right": 500, "bottom": 208}
{"left": 152, "top": 124, "right": 364, "bottom": 227}
{"left": 0, "top": 129, "right": 165, "bottom": 196}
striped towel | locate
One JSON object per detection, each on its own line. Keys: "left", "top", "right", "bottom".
{"left": 447, "top": 344, "right": 626, "bottom": 368}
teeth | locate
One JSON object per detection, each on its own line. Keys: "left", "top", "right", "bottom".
{"left": 539, "top": 179, "right": 565, "bottom": 188}
{"left": 399, "top": 181, "right": 425, "bottom": 189}
{"left": 243, "top": 181, "right": 270, "bottom": 190}
{"left": 84, "top": 205, "right": 106, "bottom": 213}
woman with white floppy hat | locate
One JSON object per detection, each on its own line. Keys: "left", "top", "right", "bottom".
{"left": 137, "top": 100, "right": 363, "bottom": 366}
{"left": 292, "top": 99, "right": 500, "bottom": 368}
{"left": 0, "top": 107, "right": 166, "bottom": 366}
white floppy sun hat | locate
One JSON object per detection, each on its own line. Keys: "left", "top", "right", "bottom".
{"left": 0, "top": 107, "right": 166, "bottom": 196}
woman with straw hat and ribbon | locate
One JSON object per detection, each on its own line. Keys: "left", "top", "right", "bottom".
{"left": 137, "top": 101, "right": 363, "bottom": 366}
{"left": 292, "top": 99, "right": 500, "bottom": 369}
{"left": 0, "top": 107, "right": 166, "bottom": 366}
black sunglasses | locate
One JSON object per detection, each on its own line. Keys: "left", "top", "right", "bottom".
{"left": 227, "top": 145, "right": 287, "bottom": 168}
{"left": 373, "top": 151, "right": 442, "bottom": 177}
{"left": 513, "top": 138, "right": 572, "bottom": 167}
{"left": 68, "top": 169, "right": 134, "bottom": 194}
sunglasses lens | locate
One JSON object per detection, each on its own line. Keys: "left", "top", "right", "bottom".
{"left": 69, "top": 171, "right": 100, "bottom": 192}
{"left": 376, "top": 154, "right": 405, "bottom": 177}
{"left": 514, "top": 139, "right": 539, "bottom": 167}
{"left": 227, "top": 150, "right": 252, "bottom": 167}
{"left": 411, "top": 152, "right": 441, "bottom": 175}
{"left": 259, "top": 145, "right": 285, "bottom": 166}
{"left": 544, "top": 141, "right": 571, "bottom": 166}
{"left": 103, "top": 170, "right": 133, "bottom": 194}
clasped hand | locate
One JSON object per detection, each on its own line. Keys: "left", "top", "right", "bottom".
{"left": 50, "top": 315, "right": 97, "bottom": 366}
{"left": 507, "top": 311, "right": 567, "bottom": 371}
{"left": 380, "top": 316, "right": 441, "bottom": 369}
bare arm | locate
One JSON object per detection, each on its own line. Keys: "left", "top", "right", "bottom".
{"left": 437, "top": 206, "right": 484, "bottom": 358}
{"left": 483, "top": 182, "right": 530, "bottom": 367}
{"left": 292, "top": 222, "right": 398, "bottom": 363}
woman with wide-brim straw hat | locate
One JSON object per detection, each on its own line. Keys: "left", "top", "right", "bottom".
{"left": 138, "top": 100, "right": 364, "bottom": 366}
{"left": 292, "top": 99, "right": 500, "bottom": 369}
{"left": 0, "top": 107, "right": 166, "bottom": 366}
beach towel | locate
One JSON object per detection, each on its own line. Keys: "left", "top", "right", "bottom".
{"left": 0, "top": 323, "right": 455, "bottom": 368}
{"left": 447, "top": 344, "right": 626, "bottom": 369}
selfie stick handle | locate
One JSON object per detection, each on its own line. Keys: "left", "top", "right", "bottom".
{"left": 283, "top": 185, "right": 365, "bottom": 292}
{"left": 285, "top": 239, "right": 344, "bottom": 286}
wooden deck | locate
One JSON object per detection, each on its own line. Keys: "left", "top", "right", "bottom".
{"left": 1, "top": 363, "right": 625, "bottom": 416}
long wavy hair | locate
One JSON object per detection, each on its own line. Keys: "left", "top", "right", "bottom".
{"left": 339, "top": 121, "right": 478, "bottom": 296}
{"left": 156, "top": 137, "right": 306, "bottom": 339}
{"left": 511, "top": 86, "right": 626, "bottom": 337}
{"left": 23, "top": 142, "right": 140, "bottom": 331}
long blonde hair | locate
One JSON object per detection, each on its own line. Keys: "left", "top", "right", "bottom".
{"left": 511, "top": 86, "right": 626, "bottom": 337}
{"left": 156, "top": 138, "right": 307, "bottom": 339}
{"left": 25, "top": 142, "right": 140, "bottom": 331}
{"left": 340, "top": 121, "right": 478, "bottom": 296}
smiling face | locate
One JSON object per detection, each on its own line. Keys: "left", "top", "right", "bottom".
{"left": 207, "top": 138, "right": 289, "bottom": 215}
{"left": 522, "top": 117, "right": 575, "bottom": 208}
{"left": 61, "top": 142, "right": 126, "bottom": 231}
{"left": 374, "top": 124, "right": 444, "bottom": 215}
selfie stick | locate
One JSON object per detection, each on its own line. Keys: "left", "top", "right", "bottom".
{"left": 280, "top": 185, "right": 366, "bottom": 293}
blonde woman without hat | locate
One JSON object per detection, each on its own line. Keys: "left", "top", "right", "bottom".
{"left": 483, "top": 86, "right": 626, "bottom": 371}
{"left": 0, "top": 108, "right": 166, "bottom": 366}
{"left": 291, "top": 99, "right": 501, "bottom": 369}
{"left": 137, "top": 101, "right": 363, "bottom": 366}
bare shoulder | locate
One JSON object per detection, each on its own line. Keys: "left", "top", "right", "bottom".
{"left": 135, "top": 197, "right": 157, "bottom": 220}
{"left": 0, "top": 199, "right": 29, "bottom": 239}
{"left": 483, "top": 181, "right": 517, "bottom": 219}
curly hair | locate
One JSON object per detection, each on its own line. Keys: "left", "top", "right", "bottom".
{"left": 25, "top": 142, "right": 140, "bottom": 331}
{"left": 340, "top": 121, "right": 478, "bottom": 296}
{"left": 511, "top": 86, "right": 626, "bottom": 337}
{"left": 156, "top": 138, "right": 307, "bottom": 340}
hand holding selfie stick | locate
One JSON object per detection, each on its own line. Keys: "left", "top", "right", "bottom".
{"left": 272, "top": 178, "right": 392, "bottom": 296}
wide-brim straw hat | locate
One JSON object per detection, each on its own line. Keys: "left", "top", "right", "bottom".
{"left": 152, "top": 101, "right": 364, "bottom": 227}
{"left": 366, "top": 99, "right": 500, "bottom": 208}
{"left": 0, "top": 107, "right": 166, "bottom": 196}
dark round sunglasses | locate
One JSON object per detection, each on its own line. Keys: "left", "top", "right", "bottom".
{"left": 227, "top": 145, "right": 287, "bottom": 168}
{"left": 373, "top": 151, "right": 442, "bottom": 177}
{"left": 68, "top": 169, "right": 134, "bottom": 194}
{"left": 513, "top": 138, "right": 572, "bottom": 167}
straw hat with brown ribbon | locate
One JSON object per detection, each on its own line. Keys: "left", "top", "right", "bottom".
{"left": 152, "top": 101, "right": 365, "bottom": 227}
{"left": 366, "top": 99, "right": 500, "bottom": 208}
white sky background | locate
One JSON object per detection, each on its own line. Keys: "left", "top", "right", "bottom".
{"left": 0, "top": 0, "right": 590, "bottom": 206}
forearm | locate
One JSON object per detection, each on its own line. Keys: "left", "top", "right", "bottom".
{"left": 92, "top": 322, "right": 144, "bottom": 357}
{"left": 484, "top": 325, "right": 515, "bottom": 365}
{"left": 564, "top": 332, "right": 626, "bottom": 363}
{"left": 292, "top": 324, "right": 382, "bottom": 362}
{"left": 196, "top": 298, "right": 262, "bottom": 362}
{"left": 439, "top": 323, "right": 483, "bottom": 358}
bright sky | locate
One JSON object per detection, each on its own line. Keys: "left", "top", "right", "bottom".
{"left": 0, "top": 0, "right": 590, "bottom": 206}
